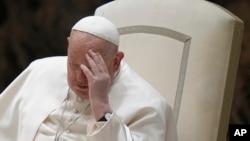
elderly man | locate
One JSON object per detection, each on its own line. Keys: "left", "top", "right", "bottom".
{"left": 0, "top": 16, "right": 178, "bottom": 141}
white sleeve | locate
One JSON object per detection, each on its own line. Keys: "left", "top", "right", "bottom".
{"left": 87, "top": 107, "right": 178, "bottom": 141}
{"left": 87, "top": 112, "right": 133, "bottom": 141}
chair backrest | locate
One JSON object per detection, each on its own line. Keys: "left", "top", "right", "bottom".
{"left": 95, "top": 0, "right": 244, "bottom": 140}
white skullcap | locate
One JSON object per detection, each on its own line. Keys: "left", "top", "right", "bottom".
{"left": 72, "top": 16, "right": 119, "bottom": 46}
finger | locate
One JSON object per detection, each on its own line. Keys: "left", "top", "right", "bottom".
{"left": 88, "top": 49, "right": 101, "bottom": 65}
{"left": 80, "top": 64, "right": 93, "bottom": 82}
{"left": 88, "top": 50, "right": 108, "bottom": 72}
{"left": 96, "top": 52, "right": 108, "bottom": 73}
{"left": 86, "top": 53, "right": 101, "bottom": 74}
{"left": 87, "top": 50, "right": 108, "bottom": 73}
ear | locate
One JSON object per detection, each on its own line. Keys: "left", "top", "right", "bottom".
{"left": 113, "top": 51, "right": 124, "bottom": 72}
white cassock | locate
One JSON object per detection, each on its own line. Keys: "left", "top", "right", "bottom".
{"left": 0, "top": 56, "right": 178, "bottom": 141}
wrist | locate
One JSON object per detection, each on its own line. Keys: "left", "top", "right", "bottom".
{"left": 98, "top": 112, "right": 113, "bottom": 122}
{"left": 90, "top": 100, "right": 112, "bottom": 121}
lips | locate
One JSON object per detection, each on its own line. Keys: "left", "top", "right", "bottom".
{"left": 77, "top": 84, "right": 88, "bottom": 89}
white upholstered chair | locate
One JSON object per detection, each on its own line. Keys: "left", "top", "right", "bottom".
{"left": 94, "top": 0, "right": 244, "bottom": 140}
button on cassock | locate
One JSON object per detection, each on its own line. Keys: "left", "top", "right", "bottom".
{"left": 65, "top": 129, "right": 71, "bottom": 133}
{"left": 72, "top": 108, "right": 79, "bottom": 113}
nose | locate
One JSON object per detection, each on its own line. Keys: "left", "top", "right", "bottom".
{"left": 76, "top": 69, "right": 87, "bottom": 84}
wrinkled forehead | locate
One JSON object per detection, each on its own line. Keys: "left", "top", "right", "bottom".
{"left": 69, "top": 30, "right": 111, "bottom": 48}
{"left": 68, "top": 30, "right": 115, "bottom": 59}
{"left": 69, "top": 30, "right": 95, "bottom": 43}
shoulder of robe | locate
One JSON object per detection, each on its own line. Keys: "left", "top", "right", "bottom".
{"left": 113, "top": 61, "right": 170, "bottom": 110}
{"left": 0, "top": 56, "right": 68, "bottom": 98}
{"left": 22, "top": 56, "right": 68, "bottom": 84}
{"left": 29, "top": 56, "right": 67, "bottom": 68}
{"left": 28, "top": 56, "right": 67, "bottom": 73}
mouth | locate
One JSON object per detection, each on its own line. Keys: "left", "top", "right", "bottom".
{"left": 77, "top": 84, "right": 88, "bottom": 89}
{"left": 73, "top": 84, "right": 89, "bottom": 98}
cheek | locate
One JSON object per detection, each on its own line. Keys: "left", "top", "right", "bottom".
{"left": 106, "top": 62, "right": 115, "bottom": 76}
{"left": 67, "top": 66, "right": 75, "bottom": 84}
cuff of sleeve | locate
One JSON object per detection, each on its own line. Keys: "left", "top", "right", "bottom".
{"left": 87, "top": 112, "right": 114, "bottom": 135}
{"left": 87, "top": 112, "right": 129, "bottom": 141}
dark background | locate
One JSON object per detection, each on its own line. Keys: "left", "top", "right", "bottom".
{"left": 0, "top": 0, "right": 249, "bottom": 140}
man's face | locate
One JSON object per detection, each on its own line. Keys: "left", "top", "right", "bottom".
{"left": 67, "top": 30, "right": 116, "bottom": 98}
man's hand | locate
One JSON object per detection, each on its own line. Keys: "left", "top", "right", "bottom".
{"left": 80, "top": 49, "right": 112, "bottom": 121}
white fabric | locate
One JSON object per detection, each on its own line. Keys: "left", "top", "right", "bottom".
{"left": 0, "top": 56, "right": 178, "bottom": 141}
{"left": 35, "top": 89, "right": 93, "bottom": 141}
{"left": 72, "top": 16, "right": 119, "bottom": 45}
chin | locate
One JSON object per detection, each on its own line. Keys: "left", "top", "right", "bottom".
{"left": 79, "top": 94, "right": 90, "bottom": 99}
{"left": 73, "top": 87, "right": 89, "bottom": 99}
